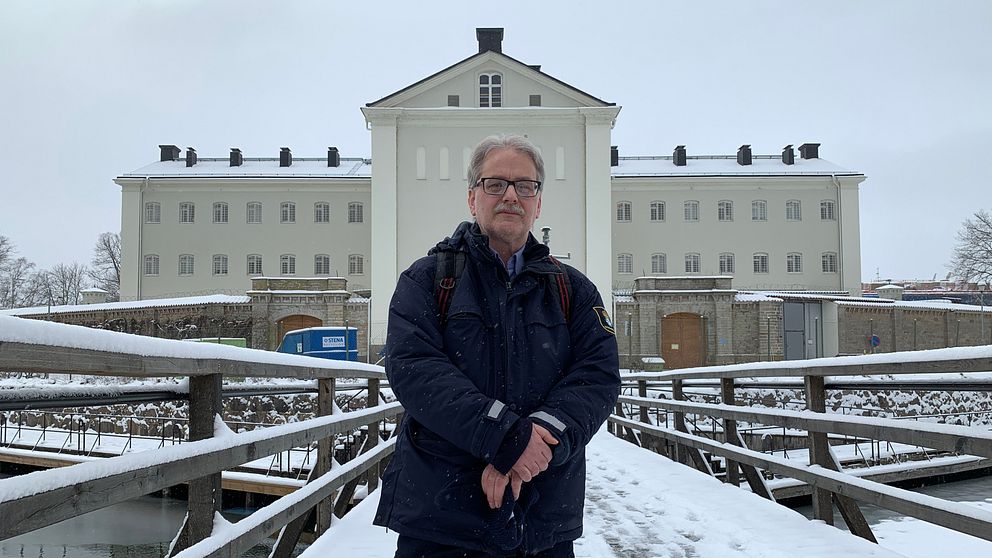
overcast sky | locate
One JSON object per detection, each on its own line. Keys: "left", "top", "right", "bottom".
{"left": 1, "top": 0, "right": 989, "bottom": 283}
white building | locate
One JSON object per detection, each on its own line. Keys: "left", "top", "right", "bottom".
{"left": 116, "top": 28, "right": 865, "bottom": 347}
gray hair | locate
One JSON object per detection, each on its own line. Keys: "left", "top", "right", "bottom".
{"left": 467, "top": 134, "right": 545, "bottom": 189}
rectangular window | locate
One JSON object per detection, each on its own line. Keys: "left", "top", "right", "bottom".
{"left": 213, "top": 203, "right": 228, "bottom": 223}
{"left": 314, "top": 202, "right": 330, "bottom": 223}
{"left": 280, "top": 255, "right": 296, "bottom": 275}
{"left": 349, "top": 254, "right": 365, "bottom": 275}
{"left": 349, "top": 202, "right": 364, "bottom": 223}
{"left": 684, "top": 254, "right": 700, "bottom": 273}
{"left": 650, "top": 201, "right": 665, "bottom": 222}
{"left": 247, "top": 202, "right": 262, "bottom": 224}
{"left": 684, "top": 201, "right": 699, "bottom": 222}
{"left": 616, "top": 202, "right": 632, "bottom": 222}
{"left": 314, "top": 255, "right": 330, "bottom": 275}
{"left": 280, "top": 202, "right": 296, "bottom": 223}
{"left": 447, "top": 95, "right": 460, "bottom": 107}
{"left": 719, "top": 253, "right": 735, "bottom": 274}
{"left": 617, "top": 254, "right": 633, "bottom": 274}
{"left": 820, "top": 200, "right": 836, "bottom": 220}
{"left": 822, "top": 252, "right": 838, "bottom": 273}
{"left": 718, "top": 201, "right": 733, "bottom": 222}
{"left": 787, "top": 253, "right": 803, "bottom": 273}
{"left": 529, "top": 94, "right": 541, "bottom": 107}
{"left": 179, "top": 202, "right": 195, "bottom": 223}
{"left": 144, "top": 202, "right": 160, "bottom": 224}
{"left": 212, "top": 255, "right": 228, "bottom": 275}
{"left": 247, "top": 255, "right": 263, "bottom": 275}
{"left": 753, "top": 254, "right": 769, "bottom": 274}
{"left": 786, "top": 200, "right": 802, "bottom": 221}
{"left": 651, "top": 254, "right": 667, "bottom": 274}
{"left": 143, "top": 255, "right": 159, "bottom": 276}
{"left": 752, "top": 200, "right": 767, "bottom": 221}
{"left": 179, "top": 255, "right": 194, "bottom": 275}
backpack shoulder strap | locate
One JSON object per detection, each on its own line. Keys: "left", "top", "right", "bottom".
{"left": 547, "top": 256, "right": 573, "bottom": 323}
{"left": 434, "top": 250, "right": 466, "bottom": 326}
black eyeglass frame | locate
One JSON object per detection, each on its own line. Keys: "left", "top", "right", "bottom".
{"left": 473, "top": 177, "right": 543, "bottom": 198}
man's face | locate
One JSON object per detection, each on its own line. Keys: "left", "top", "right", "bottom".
{"left": 468, "top": 148, "right": 542, "bottom": 254}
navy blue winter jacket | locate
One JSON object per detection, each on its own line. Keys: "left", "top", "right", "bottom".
{"left": 373, "top": 222, "right": 621, "bottom": 554}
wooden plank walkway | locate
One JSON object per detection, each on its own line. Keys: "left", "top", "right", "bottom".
{"left": 300, "top": 430, "right": 907, "bottom": 558}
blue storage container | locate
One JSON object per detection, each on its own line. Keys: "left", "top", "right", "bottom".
{"left": 278, "top": 327, "right": 359, "bottom": 361}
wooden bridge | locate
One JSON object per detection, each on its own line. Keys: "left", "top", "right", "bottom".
{"left": 1, "top": 314, "right": 992, "bottom": 557}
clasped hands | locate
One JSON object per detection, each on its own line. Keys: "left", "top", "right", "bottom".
{"left": 481, "top": 423, "right": 558, "bottom": 509}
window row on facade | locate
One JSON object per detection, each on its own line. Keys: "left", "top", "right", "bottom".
{"left": 142, "top": 254, "right": 366, "bottom": 277}
{"left": 616, "top": 200, "right": 837, "bottom": 223}
{"left": 615, "top": 252, "right": 839, "bottom": 275}
{"left": 143, "top": 201, "right": 365, "bottom": 224}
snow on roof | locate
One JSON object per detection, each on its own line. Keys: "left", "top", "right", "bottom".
{"left": 735, "top": 292, "right": 782, "bottom": 302}
{"left": 0, "top": 314, "right": 383, "bottom": 375}
{"left": 0, "top": 294, "right": 252, "bottom": 317}
{"left": 612, "top": 154, "right": 861, "bottom": 177}
{"left": 753, "top": 291, "right": 885, "bottom": 303}
{"left": 119, "top": 157, "right": 371, "bottom": 179}
{"left": 876, "top": 284, "right": 905, "bottom": 290}
{"left": 837, "top": 299, "right": 992, "bottom": 312}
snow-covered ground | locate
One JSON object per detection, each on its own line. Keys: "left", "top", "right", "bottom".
{"left": 303, "top": 429, "right": 911, "bottom": 558}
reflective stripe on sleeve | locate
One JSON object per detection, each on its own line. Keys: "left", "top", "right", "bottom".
{"left": 530, "top": 410, "right": 567, "bottom": 433}
{"left": 486, "top": 399, "right": 506, "bottom": 421}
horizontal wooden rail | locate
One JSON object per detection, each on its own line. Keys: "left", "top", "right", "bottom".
{"left": 0, "top": 402, "right": 402, "bottom": 539}
{"left": 172, "top": 438, "right": 396, "bottom": 558}
{"left": 609, "top": 415, "right": 992, "bottom": 543}
{"left": 618, "top": 395, "right": 992, "bottom": 458}
{"left": 624, "top": 347, "right": 992, "bottom": 381}
{"left": 0, "top": 340, "right": 385, "bottom": 379}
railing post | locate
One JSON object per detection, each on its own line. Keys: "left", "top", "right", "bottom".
{"left": 672, "top": 379, "right": 687, "bottom": 464}
{"left": 637, "top": 379, "right": 654, "bottom": 452}
{"left": 316, "top": 377, "right": 335, "bottom": 533}
{"left": 367, "top": 378, "right": 381, "bottom": 492}
{"left": 169, "top": 372, "right": 222, "bottom": 556}
{"left": 721, "top": 378, "right": 740, "bottom": 486}
{"left": 804, "top": 374, "right": 833, "bottom": 525}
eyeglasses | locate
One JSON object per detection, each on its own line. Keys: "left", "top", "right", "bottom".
{"left": 474, "top": 177, "right": 542, "bottom": 198}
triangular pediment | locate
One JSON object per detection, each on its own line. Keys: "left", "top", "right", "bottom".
{"left": 367, "top": 50, "right": 613, "bottom": 109}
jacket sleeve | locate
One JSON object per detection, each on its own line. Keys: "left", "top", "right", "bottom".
{"left": 385, "top": 261, "right": 522, "bottom": 463}
{"left": 527, "top": 274, "right": 621, "bottom": 466}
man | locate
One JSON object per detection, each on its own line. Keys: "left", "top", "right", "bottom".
{"left": 374, "top": 134, "right": 620, "bottom": 557}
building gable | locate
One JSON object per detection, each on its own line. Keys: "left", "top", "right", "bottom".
{"left": 367, "top": 50, "right": 613, "bottom": 109}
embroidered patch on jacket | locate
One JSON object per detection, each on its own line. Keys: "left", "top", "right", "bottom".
{"left": 593, "top": 306, "right": 615, "bottom": 335}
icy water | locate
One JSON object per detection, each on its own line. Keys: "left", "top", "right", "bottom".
{"left": 0, "top": 478, "right": 290, "bottom": 558}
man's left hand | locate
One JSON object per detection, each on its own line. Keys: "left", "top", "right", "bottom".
{"left": 481, "top": 464, "right": 523, "bottom": 509}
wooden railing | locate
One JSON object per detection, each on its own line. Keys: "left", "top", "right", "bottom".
{"left": 0, "top": 317, "right": 401, "bottom": 557}
{"left": 611, "top": 346, "right": 992, "bottom": 545}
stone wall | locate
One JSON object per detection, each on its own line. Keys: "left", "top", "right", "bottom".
{"left": 838, "top": 306, "right": 991, "bottom": 355}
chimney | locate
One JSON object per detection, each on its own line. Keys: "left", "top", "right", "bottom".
{"left": 476, "top": 28, "right": 504, "bottom": 53}
{"left": 737, "top": 144, "right": 752, "bottom": 166}
{"left": 327, "top": 147, "right": 340, "bottom": 168}
{"left": 279, "top": 147, "right": 292, "bottom": 167}
{"left": 185, "top": 147, "right": 197, "bottom": 167}
{"left": 610, "top": 145, "right": 619, "bottom": 167}
{"left": 799, "top": 143, "right": 820, "bottom": 159}
{"left": 782, "top": 145, "right": 795, "bottom": 165}
{"left": 159, "top": 144, "right": 180, "bottom": 162}
{"left": 674, "top": 145, "right": 687, "bottom": 167}
{"left": 230, "top": 148, "right": 243, "bottom": 167}
{"left": 528, "top": 64, "right": 542, "bottom": 72}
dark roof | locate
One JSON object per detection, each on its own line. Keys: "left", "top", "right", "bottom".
{"left": 367, "top": 50, "right": 614, "bottom": 107}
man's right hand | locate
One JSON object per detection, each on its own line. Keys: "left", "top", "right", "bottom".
{"left": 510, "top": 423, "right": 558, "bottom": 482}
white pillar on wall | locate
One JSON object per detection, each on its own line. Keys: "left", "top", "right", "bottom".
{"left": 364, "top": 108, "right": 401, "bottom": 347}
{"left": 580, "top": 107, "right": 620, "bottom": 308}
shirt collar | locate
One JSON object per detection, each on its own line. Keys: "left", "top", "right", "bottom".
{"left": 492, "top": 245, "right": 527, "bottom": 280}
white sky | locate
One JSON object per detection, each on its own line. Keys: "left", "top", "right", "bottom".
{"left": 1, "top": 0, "right": 989, "bottom": 283}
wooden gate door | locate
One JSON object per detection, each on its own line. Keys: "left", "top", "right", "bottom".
{"left": 276, "top": 315, "right": 322, "bottom": 347}
{"left": 660, "top": 313, "right": 704, "bottom": 369}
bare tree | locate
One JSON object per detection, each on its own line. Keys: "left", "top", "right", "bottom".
{"left": 89, "top": 232, "right": 121, "bottom": 301}
{"left": 42, "top": 262, "right": 90, "bottom": 306}
{"left": 0, "top": 235, "right": 12, "bottom": 268}
{"left": 0, "top": 257, "right": 37, "bottom": 308}
{"left": 950, "top": 210, "right": 992, "bottom": 286}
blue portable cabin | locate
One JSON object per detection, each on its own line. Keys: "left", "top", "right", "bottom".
{"left": 278, "top": 327, "right": 359, "bottom": 361}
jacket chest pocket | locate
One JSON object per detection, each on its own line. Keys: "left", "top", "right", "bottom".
{"left": 516, "top": 301, "right": 570, "bottom": 404}
{"left": 444, "top": 305, "right": 497, "bottom": 394}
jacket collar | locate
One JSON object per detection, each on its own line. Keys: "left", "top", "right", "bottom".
{"left": 431, "top": 221, "right": 559, "bottom": 275}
